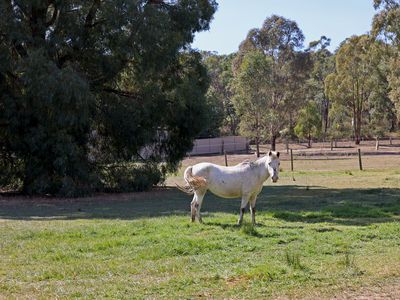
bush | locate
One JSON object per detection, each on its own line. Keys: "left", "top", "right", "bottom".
{"left": 100, "top": 163, "right": 164, "bottom": 193}
{"left": 0, "top": 156, "right": 24, "bottom": 192}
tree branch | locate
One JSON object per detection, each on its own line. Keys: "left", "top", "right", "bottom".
{"left": 147, "top": 0, "right": 164, "bottom": 4}
{"left": 103, "top": 88, "right": 139, "bottom": 98}
{"left": 45, "top": 2, "right": 59, "bottom": 27}
{"left": 85, "top": 0, "right": 101, "bottom": 28}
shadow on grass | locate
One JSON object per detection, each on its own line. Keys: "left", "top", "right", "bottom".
{"left": 0, "top": 186, "right": 399, "bottom": 225}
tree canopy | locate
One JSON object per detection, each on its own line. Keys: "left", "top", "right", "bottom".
{"left": 234, "top": 15, "right": 311, "bottom": 150}
{"left": 325, "top": 35, "right": 389, "bottom": 144}
{"left": 233, "top": 50, "right": 273, "bottom": 157}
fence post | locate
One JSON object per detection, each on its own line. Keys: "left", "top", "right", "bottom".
{"left": 390, "top": 137, "right": 392, "bottom": 145}
{"left": 330, "top": 140, "right": 333, "bottom": 151}
{"left": 290, "top": 149, "right": 294, "bottom": 172}
{"left": 286, "top": 139, "right": 289, "bottom": 154}
{"left": 358, "top": 149, "right": 363, "bottom": 171}
{"left": 376, "top": 137, "right": 379, "bottom": 150}
{"left": 224, "top": 151, "right": 228, "bottom": 166}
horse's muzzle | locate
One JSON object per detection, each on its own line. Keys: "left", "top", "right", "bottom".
{"left": 272, "top": 177, "right": 278, "bottom": 183}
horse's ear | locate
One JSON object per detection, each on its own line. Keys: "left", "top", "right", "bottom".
{"left": 277, "top": 152, "right": 280, "bottom": 158}
{"left": 268, "top": 151, "right": 272, "bottom": 156}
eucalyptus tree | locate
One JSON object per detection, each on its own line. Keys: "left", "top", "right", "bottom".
{"left": 233, "top": 51, "right": 273, "bottom": 157}
{"left": 373, "top": 0, "right": 400, "bottom": 123}
{"left": 234, "top": 15, "right": 311, "bottom": 150}
{"left": 306, "top": 37, "right": 335, "bottom": 135}
{"left": 325, "top": 35, "right": 386, "bottom": 145}
{"left": 202, "top": 52, "right": 238, "bottom": 136}
{"left": 0, "top": 0, "right": 217, "bottom": 195}
{"left": 294, "top": 102, "right": 322, "bottom": 148}
{"left": 327, "top": 102, "right": 353, "bottom": 142}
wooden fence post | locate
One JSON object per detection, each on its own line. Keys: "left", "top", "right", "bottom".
{"left": 286, "top": 139, "right": 289, "bottom": 154}
{"left": 290, "top": 149, "right": 294, "bottom": 172}
{"left": 224, "top": 151, "right": 228, "bottom": 167}
{"left": 358, "top": 149, "right": 363, "bottom": 171}
{"left": 376, "top": 137, "right": 379, "bottom": 150}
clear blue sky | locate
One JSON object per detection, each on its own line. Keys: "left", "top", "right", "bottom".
{"left": 192, "top": 0, "right": 377, "bottom": 54}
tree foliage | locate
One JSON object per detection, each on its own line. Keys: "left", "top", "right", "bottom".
{"left": 202, "top": 52, "right": 236, "bottom": 136}
{"left": 232, "top": 50, "right": 273, "bottom": 157}
{"left": 0, "top": 0, "right": 217, "bottom": 195}
{"left": 305, "top": 37, "right": 335, "bottom": 135}
{"left": 325, "top": 35, "right": 387, "bottom": 144}
{"left": 234, "top": 15, "right": 311, "bottom": 150}
{"left": 294, "top": 102, "right": 321, "bottom": 147}
{"left": 373, "top": 0, "right": 400, "bottom": 123}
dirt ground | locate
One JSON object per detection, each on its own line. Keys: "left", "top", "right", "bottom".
{"left": 330, "top": 279, "right": 400, "bottom": 300}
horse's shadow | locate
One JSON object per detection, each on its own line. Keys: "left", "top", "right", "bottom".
{"left": 203, "top": 221, "right": 280, "bottom": 238}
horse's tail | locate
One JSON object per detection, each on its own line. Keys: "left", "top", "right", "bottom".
{"left": 176, "top": 166, "right": 207, "bottom": 194}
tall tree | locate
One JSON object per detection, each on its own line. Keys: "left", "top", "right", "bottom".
{"left": 202, "top": 52, "right": 238, "bottom": 136}
{"left": 306, "top": 37, "right": 335, "bottom": 135}
{"left": 0, "top": 0, "right": 217, "bottom": 195}
{"left": 325, "top": 35, "right": 384, "bottom": 144}
{"left": 234, "top": 15, "right": 311, "bottom": 150}
{"left": 373, "top": 0, "right": 400, "bottom": 124}
{"left": 233, "top": 50, "right": 273, "bottom": 157}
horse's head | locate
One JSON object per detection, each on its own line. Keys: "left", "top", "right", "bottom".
{"left": 267, "top": 151, "right": 280, "bottom": 183}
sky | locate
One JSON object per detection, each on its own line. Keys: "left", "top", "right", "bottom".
{"left": 192, "top": 0, "right": 377, "bottom": 54}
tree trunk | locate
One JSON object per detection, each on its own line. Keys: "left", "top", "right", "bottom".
{"left": 355, "top": 112, "right": 362, "bottom": 145}
{"left": 308, "top": 133, "right": 311, "bottom": 148}
{"left": 270, "top": 135, "right": 277, "bottom": 151}
{"left": 323, "top": 99, "right": 329, "bottom": 134}
{"left": 286, "top": 138, "right": 289, "bottom": 154}
{"left": 256, "top": 138, "right": 260, "bottom": 157}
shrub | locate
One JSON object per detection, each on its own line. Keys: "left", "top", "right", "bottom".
{"left": 100, "top": 163, "right": 164, "bottom": 193}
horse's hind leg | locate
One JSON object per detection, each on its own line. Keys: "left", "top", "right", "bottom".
{"left": 190, "top": 194, "right": 197, "bottom": 222}
{"left": 194, "top": 190, "right": 206, "bottom": 223}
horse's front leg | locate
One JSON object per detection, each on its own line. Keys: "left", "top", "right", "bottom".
{"left": 237, "top": 194, "right": 250, "bottom": 226}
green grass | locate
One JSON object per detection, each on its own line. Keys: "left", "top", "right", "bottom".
{"left": 0, "top": 166, "right": 400, "bottom": 299}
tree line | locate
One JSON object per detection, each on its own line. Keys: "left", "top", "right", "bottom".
{"left": 202, "top": 0, "right": 400, "bottom": 155}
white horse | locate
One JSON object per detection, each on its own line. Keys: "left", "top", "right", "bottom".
{"left": 180, "top": 151, "right": 280, "bottom": 225}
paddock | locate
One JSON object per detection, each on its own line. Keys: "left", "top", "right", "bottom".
{"left": 0, "top": 145, "right": 399, "bottom": 299}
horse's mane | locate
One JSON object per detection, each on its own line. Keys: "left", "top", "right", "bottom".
{"left": 237, "top": 159, "right": 257, "bottom": 168}
{"left": 237, "top": 153, "right": 278, "bottom": 168}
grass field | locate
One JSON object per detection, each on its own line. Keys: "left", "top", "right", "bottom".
{"left": 1, "top": 155, "right": 400, "bottom": 299}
